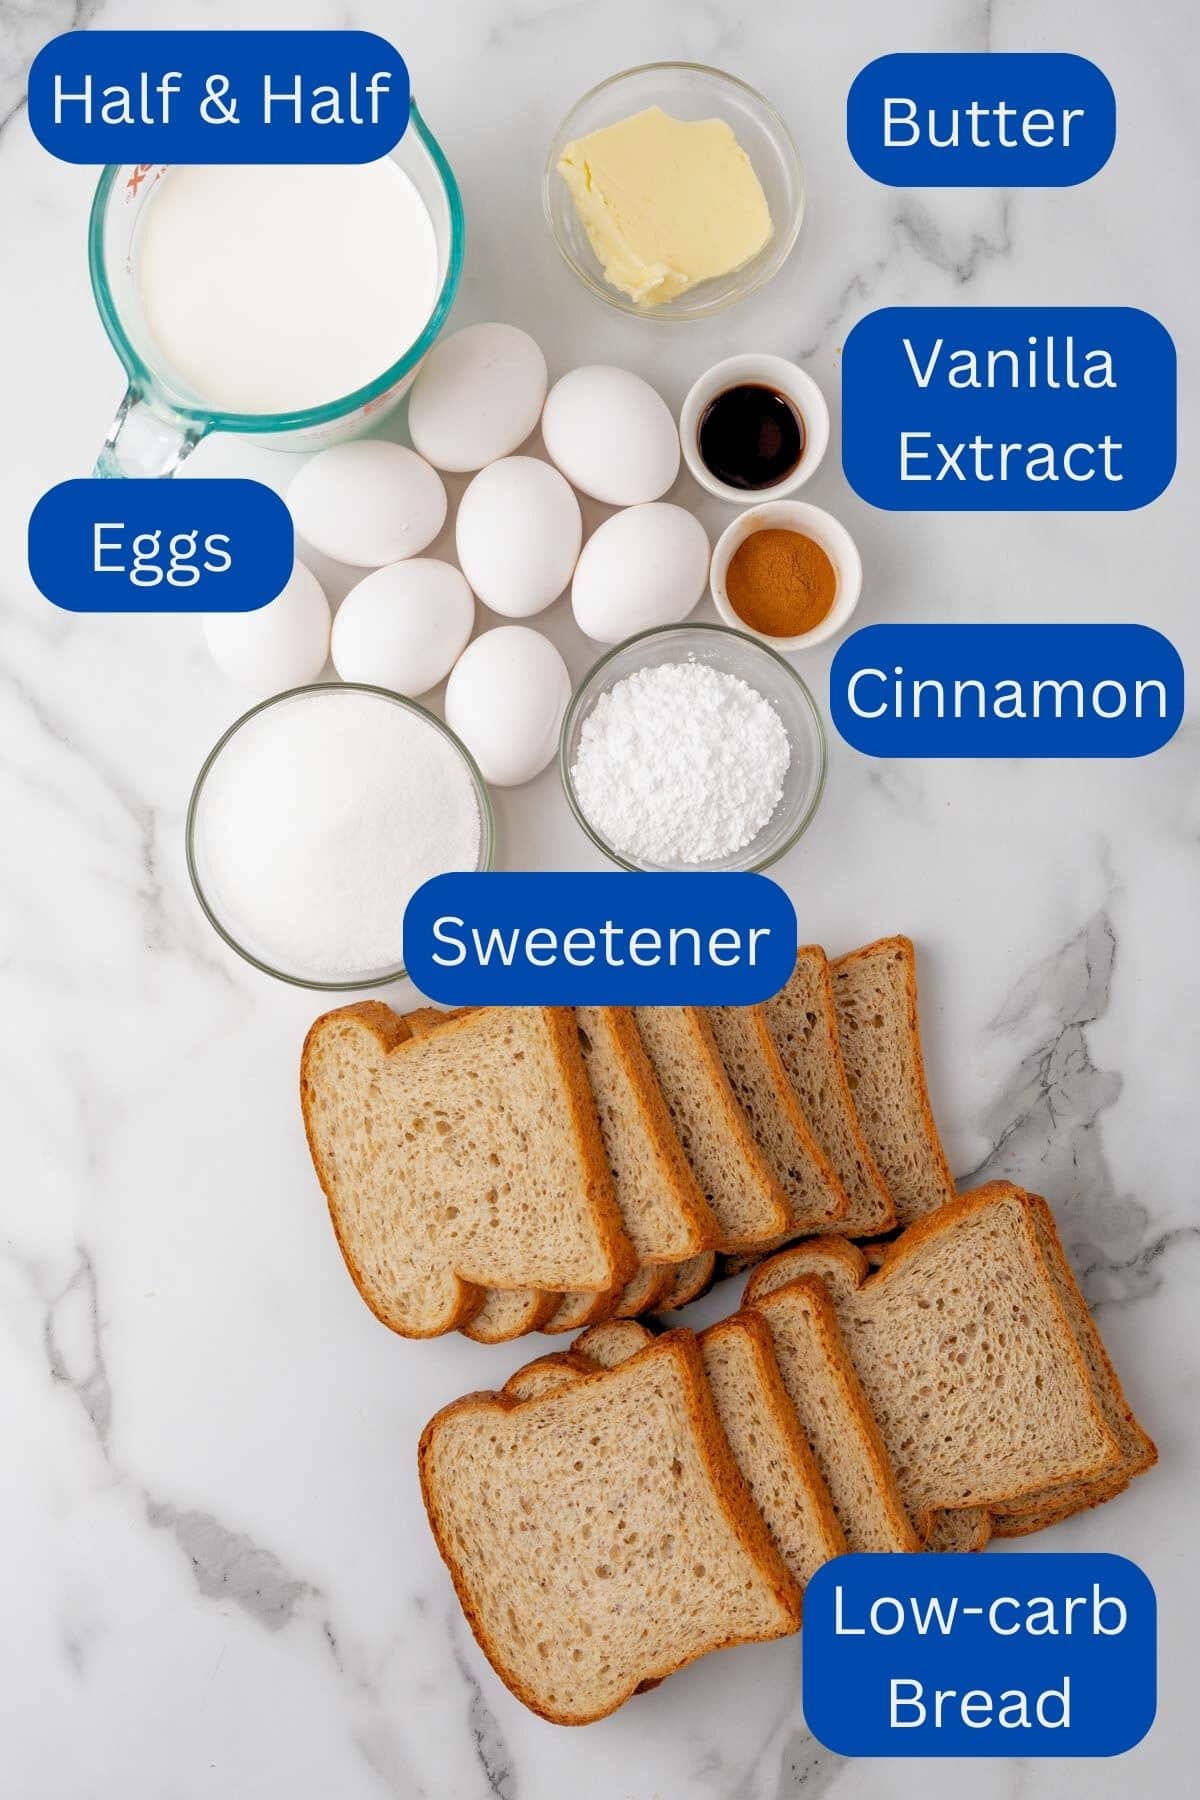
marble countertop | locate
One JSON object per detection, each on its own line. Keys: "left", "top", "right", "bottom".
{"left": 3, "top": 1, "right": 1196, "bottom": 1795}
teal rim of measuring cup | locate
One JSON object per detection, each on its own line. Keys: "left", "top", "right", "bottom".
{"left": 87, "top": 101, "right": 466, "bottom": 434}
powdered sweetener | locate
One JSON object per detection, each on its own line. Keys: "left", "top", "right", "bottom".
{"left": 570, "top": 661, "right": 790, "bottom": 865}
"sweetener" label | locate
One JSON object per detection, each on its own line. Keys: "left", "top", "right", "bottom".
{"left": 403, "top": 872, "right": 797, "bottom": 1005}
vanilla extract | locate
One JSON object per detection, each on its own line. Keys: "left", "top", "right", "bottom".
{"left": 902, "top": 335, "right": 1116, "bottom": 390}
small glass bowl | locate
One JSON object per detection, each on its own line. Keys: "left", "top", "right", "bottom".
{"left": 560, "top": 624, "right": 826, "bottom": 872}
{"left": 543, "top": 63, "right": 805, "bottom": 321}
{"left": 186, "top": 683, "right": 495, "bottom": 990}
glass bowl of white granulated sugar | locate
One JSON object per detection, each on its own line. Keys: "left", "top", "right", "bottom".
{"left": 561, "top": 623, "right": 826, "bottom": 873}
{"left": 187, "top": 684, "right": 493, "bottom": 988}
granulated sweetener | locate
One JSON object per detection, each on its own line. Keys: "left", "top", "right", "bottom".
{"left": 571, "top": 660, "right": 791, "bottom": 865}
{"left": 193, "top": 688, "right": 481, "bottom": 982}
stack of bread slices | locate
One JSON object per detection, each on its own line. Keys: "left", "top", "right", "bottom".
{"left": 301, "top": 935, "right": 957, "bottom": 1341}
{"left": 420, "top": 1185, "right": 1156, "bottom": 1724}
{"left": 299, "top": 935, "right": 1156, "bottom": 1723}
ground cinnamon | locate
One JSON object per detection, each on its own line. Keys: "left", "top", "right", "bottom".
{"left": 725, "top": 527, "right": 837, "bottom": 637}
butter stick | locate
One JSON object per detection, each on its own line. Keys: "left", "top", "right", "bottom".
{"left": 558, "top": 105, "right": 773, "bottom": 306}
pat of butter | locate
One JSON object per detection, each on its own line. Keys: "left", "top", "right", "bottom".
{"left": 558, "top": 105, "right": 773, "bottom": 307}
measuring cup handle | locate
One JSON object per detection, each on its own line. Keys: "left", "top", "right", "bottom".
{"left": 93, "top": 387, "right": 208, "bottom": 478}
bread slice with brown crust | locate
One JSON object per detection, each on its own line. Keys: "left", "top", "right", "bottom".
{"left": 542, "top": 1261, "right": 677, "bottom": 1336}
{"left": 744, "top": 1185, "right": 1152, "bottom": 1534}
{"left": 302, "top": 1004, "right": 634, "bottom": 1337}
{"left": 612, "top": 1261, "right": 676, "bottom": 1317}
{"left": 763, "top": 948, "right": 895, "bottom": 1237}
{"left": 923, "top": 1509, "right": 993, "bottom": 1553}
{"left": 419, "top": 1332, "right": 801, "bottom": 1723}
{"left": 402, "top": 1006, "right": 560, "bottom": 1342}
{"left": 744, "top": 1244, "right": 982, "bottom": 1548}
{"left": 585, "top": 1316, "right": 846, "bottom": 1588}
{"left": 573, "top": 1318, "right": 658, "bottom": 1366}
{"left": 751, "top": 1278, "right": 919, "bottom": 1552}
{"left": 705, "top": 1005, "right": 850, "bottom": 1233}
{"left": 830, "top": 936, "right": 957, "bottom": 1227}
{"left": 503, "top": 1351, "right": 596, "bottom": 1401}
{"left": 657, "top": 1252, "right": 717, "bottom": 1311}
{"left": 542, "top": 1007, "right": 723, "bottom": 1332}
{"left": 510, "top": 1316, "right": 847, "bottom": 1592}
{"left": 407, "top": 1004, "right": 703, "bottom": 1342}
{"left": 578, "top": 1007, "right": 718, "bottom": 1260}
{"left": 633, "top": 1007, "right": 792, "bottom": 1250}
{"left": 986, "top": 1198, "right": 1155, "bottom": 1522}
{"left": 464, "top": 1287, "right": 563, "bottom": 1342}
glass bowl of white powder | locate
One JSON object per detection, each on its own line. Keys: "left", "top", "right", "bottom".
{"left": 187, "top": 684, "right": 493, "bottom": 989}
{"left": 561, "top": 623, "right": 826, "bottom": 872}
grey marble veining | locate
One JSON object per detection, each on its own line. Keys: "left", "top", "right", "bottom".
{"left": 1, "top": 2, "right": 1197, "bottom": 1796}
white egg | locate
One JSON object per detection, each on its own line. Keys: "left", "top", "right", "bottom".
{"left": 572, "top": 504, "right": 711, "bottom": 644}
{"left": 541, "top": 365, "right": 680, "bottom": 505}
{"left": 331, "top": 560, "right": 474, "bottom": 696}
{"left": 407, "top": 322, "right": 548, "bottom": 472}
{"left": 445, "top": 626, "right": 571, "bottom": 786}
{"left": 455, "top": 456, "right": 581, "bottom": 618}
{"left": 203, "top": 560, "right": 330, "bottom": 692}
{"left": 288, "top": 440, "right": 447, "bottom": 568}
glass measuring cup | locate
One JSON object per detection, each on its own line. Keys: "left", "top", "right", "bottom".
{"left": 88, "top": 103, "right": 464, "bottom": 478}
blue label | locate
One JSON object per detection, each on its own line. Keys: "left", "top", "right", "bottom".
{"left": 842, "top": 307, "right": 1176, "bottom": 511}
{"left": 29, "top": 31, "right": 409, "bottom": 163}
{"left": 830, "top": 624, "right": 1182, "bottom": 758}
{"left": 804, "top": 1554, "right": 1156, "bottom": 1757}
{"left": 403, "top": 873, "right": 797, "bottom": 1005}
{"left": 29, "top": 478, "right": 293, "bottom": 613}
{"left": 847, "top": 54, "right": 1115, "bottom": 186}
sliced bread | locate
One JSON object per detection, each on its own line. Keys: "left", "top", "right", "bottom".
{"left": 419, "top": 1332, "right": 801, "bottom": 1723}
{"left": 542, "top": 1263, "right": 676, "bottom": 1336}
{"left": 409, "top": 1003, "right": 707, "bottom": 1341}
{"left": 706, "top": 1006, "right": 850, "bottom": 1233}
{"left": 611, "top": 1261, "right": 676, "bottom": 1318}
{"left": 987, "top": 1197, "right": 1156, "bottom": 1522}
{"left": 408, "top": 1009, "right": 678, "bottom": 1340}
{"left": 503, "top": 1351, "right": 594, "bottom": 1401}
{"left": 744, "top": 1185, "right": 1150, "bottom": 1533}
{"left": 751, "top": 1278, "right": 919, "bottom": 1553}
{"left": 540, "top": 1007, "right": 722, "bottom": 1336}
{"left": 301, "top": 1004, "right": 634, "bottom": 1337}
{"left": 573, "top": 1318, "right": 658, "bottom": 1366}
{"left": 763, "top": 948, "right": 895, "bottom": 1237}
{"left": 830, "top": 936, "right": 957, "bottom": 1226}
{"left": 633, "top": 1007, "right": 792, "bottom": 1251}
{"left": 577, "top": 1007, "right": 718, "bottom": 1261}
{"left": 465, "top": 1287, "right": 562, "bottom": 1342}
{"left": 658, "top": 1252, "right": 718, "bottom": 1312}
{"left": 573, "top": 1316, "right": 847, "bottom": 1588}
{"left": 403, "top": 1004, "right": 561, "bottom": 1342}
{"left": 924, "top": 1509, "right": 993, "bottom": 1553}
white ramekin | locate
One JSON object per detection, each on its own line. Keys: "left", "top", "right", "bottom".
{"left": 679, "top": 352, "right": 830, "bottom": 502}
{"left": 710, "top": 500, "right": 862, "bottom": 651}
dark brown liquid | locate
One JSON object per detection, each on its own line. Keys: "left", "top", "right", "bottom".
{"left": 697, "top": 383, "right": 805, "bottom": 491}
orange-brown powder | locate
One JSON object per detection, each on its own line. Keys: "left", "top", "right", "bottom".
{"left": 725, "top": 528, "right": 837, "bottom": 637}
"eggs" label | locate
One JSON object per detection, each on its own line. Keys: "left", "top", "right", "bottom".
{"left": 28, "top": 479, "right": 292, "bottom": 612}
